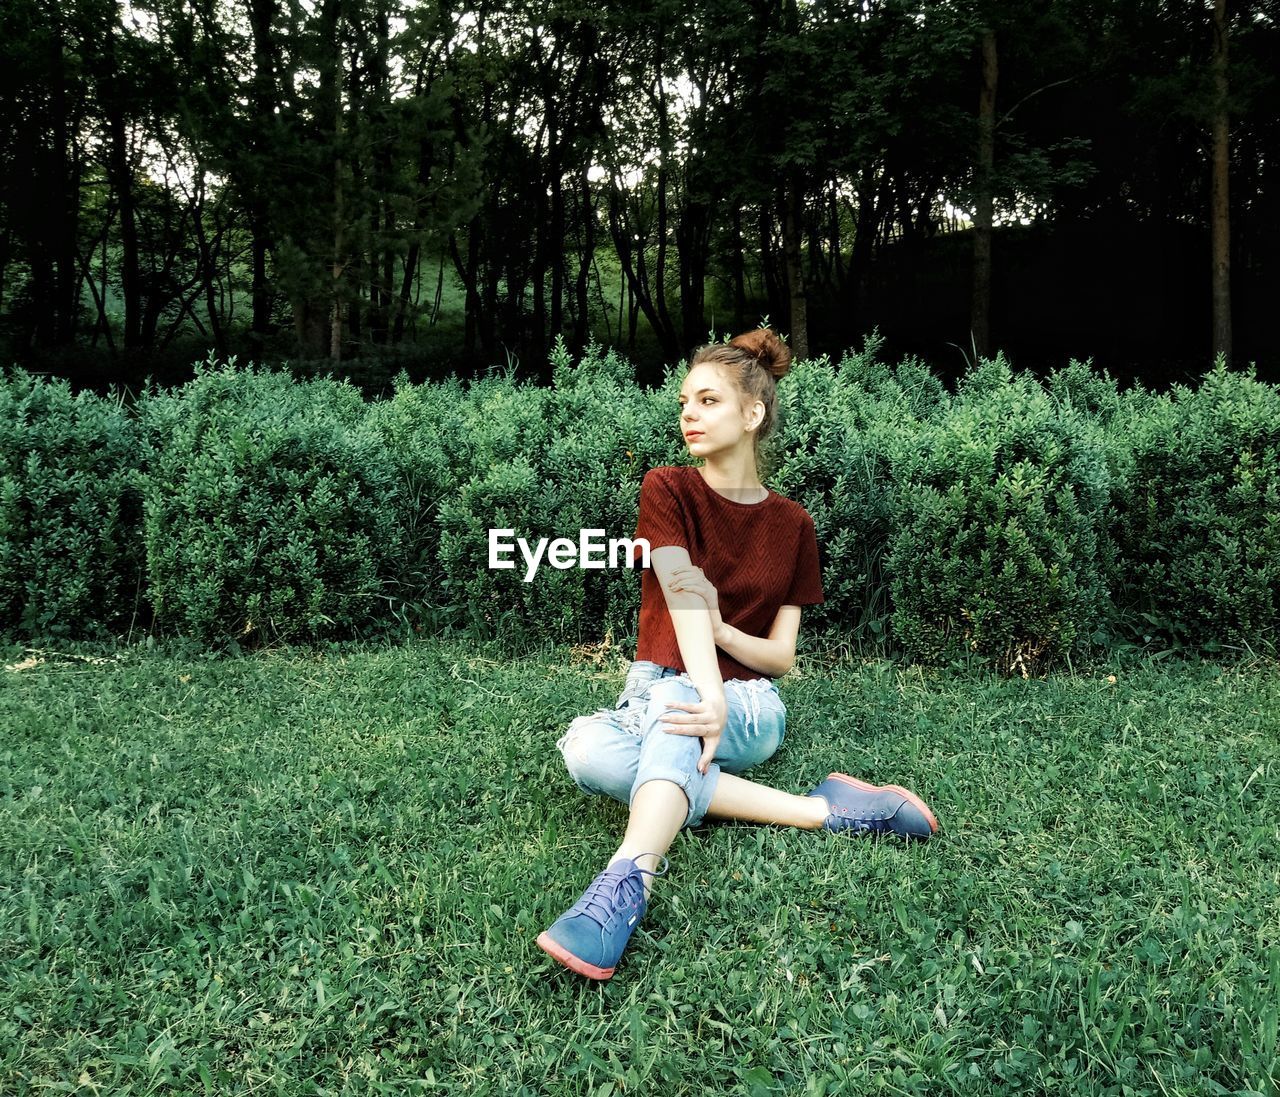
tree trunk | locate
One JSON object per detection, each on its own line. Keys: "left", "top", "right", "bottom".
{"left": 248, "top": 0, "right": 277, "bottom": 352}
{"left": 782, "top": 175, "right": 808, "bottom": 361}
{"left": 49, "top": 8, "right": 79, "bottom": 346}
{"left": 653, "top": 41, "right": 680, "bottom": 358}
{"left": 76, "top": 235, "right": 116, "bottom": 353}
{"left": 392, "top": 59, "right": 432, "bottom": 347}
{"left": 103, "top": 25, "right": 142, "bottom": 349}
{"left": 550, "top": 138, "right": 565, "bottom": 349}
{"left": 0, "top": 225, "right": 10, "bottom": 316}
{"left": 250, "top": 227, "right": 270, "bottom": 352}
{"left": 627, "top": 278, "right": 639, "bottom": 351}
{"left": 573, "top": 159, "right": 594, "bottom": 353}
{"left": 758, "top": 204, "right": 782, "bottom": 325}
{"left": 329, "top": 14, "right": 344, "bottom": 362}
{"left": 392, "top": 56, "right": 433, "bottom": 346}
{"left": 531, "top": 129, "right": 550, "bottom": 360}
{"left": 394, "top": 241, "right": 420, "bottom": 345}
{"left": 730, "top": 203, "right": 746, "bottom": 330}
{"left": 847, "top": 169, "right": 876, "bottom": 325}
{"left": 331, "top": 140, "right": 345, "bottom": 362}
{"left": 678, "top": 197, "right": 710, "bottom": 351}
{"left": 191, "top": 172, "right": 226, "bottom": 354}
{"left": 347, "top": 37, "right": 366, "bottom": 349}
{"left": 828, "top": 181, "right": 844, "bottom": 287}
{"left": 105, "top": 117, "right": 140, "bottom": 350}
{"left": 449, "top": 231, "right": 481, "bottom": 358}
{"left": 531, "top": 194, "right": 547, "bottom": 361}
{"left": 606, "top": 182, "right": 680, "bottom": 365}
{"left": 971, "top": 27, "right": 998, "bottom": 360}
{"left": 1210, "top": 0, "right": 1231, "bottom": 361}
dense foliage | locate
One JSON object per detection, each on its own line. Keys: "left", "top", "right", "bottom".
{"left": 3, "top": 341, "right": 1277, "bottom": 673}
{"left": 1110, "top": 363, "right": 1280, "bottom": 655}
{"left": 885, "top": 356, "right": 1114, "bottom": 674}
{"left": 136, "top": 358, "right": 403, "bottom": 646}
{"left": 2, "top": 0, "right": 1277, "bottom": 386}
{"left": 0, "top": 373, "right": 141, "bottom": 638}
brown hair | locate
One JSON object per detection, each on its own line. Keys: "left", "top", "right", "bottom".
{"left": 688, "top": 327, "right": 793, "bottom": 445}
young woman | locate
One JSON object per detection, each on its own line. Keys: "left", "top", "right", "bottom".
{"left": 537, "top": 328, "right": 939, "bottom": 981}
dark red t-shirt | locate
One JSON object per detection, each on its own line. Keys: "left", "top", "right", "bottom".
{"left": 631, "top": 465, "right": 824, "bottom": 682}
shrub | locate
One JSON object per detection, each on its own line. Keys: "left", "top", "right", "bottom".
{"left": 1043, "top": 359, "right": 1138, "bottom": 613}
{"left": 434, "top": 338, "right": 682, "bottom": 646}
{"left": 1110, "top": 359, "right": 1280, "bottom": 655}
{"left": 885, "top": 355, "right": 1113, "bottom": 675}
{"left": 362, "top": 373, "right": 467, "bottom": 633}
{"left": 543, "top": 339, "right": 684, "bottom": 641}
{"left": 1043, "top": 358, "right": 1127, "bottom": 426}
{"left": 0, "top": 370, "right": 143, "bottom": 640}
{"left": 7, "top": 340, "right": 1277, "bottom": 664}
{"left": 834, "top": 332, "right": 950, "bottom": 421}
{"left": 136, "top": 357, "right": 403, "bottom": 647}
{"left": 771, "top": 340, "right": 948, "bottom": 651}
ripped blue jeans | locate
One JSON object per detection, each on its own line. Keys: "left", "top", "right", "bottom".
{"left": 555, "top": 659, "right": 787, "bottom": 829}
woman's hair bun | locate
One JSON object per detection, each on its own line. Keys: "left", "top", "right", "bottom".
{"left": 728, "top": 327, "right": 792, "bottom": 381}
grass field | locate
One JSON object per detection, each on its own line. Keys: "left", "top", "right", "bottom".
{"left": 2, "top": 637, "right": 1277, "bottom": 1096}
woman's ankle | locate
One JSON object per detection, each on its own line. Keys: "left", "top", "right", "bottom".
{"left": 610, "top": 850, "right": 661, "bottom": 897}
{"left": 803, "top": 793, "right": 830, "bottom": 829}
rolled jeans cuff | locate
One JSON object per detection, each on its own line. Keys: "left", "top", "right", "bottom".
{"left": 630, "top": 761, "right": 722, "bottom": 829}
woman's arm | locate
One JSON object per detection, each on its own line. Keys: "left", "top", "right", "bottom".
{"left": 712, "top": 604, "right": 801, "bottom": 679}
{"left": 666, "top": 564, "right": 801, "bottom": 678}
{"left": 650, "top": 546, "right": 728, "bottom": 773}
{"left": 650, "top": 546, "right": 726, "bottom": 710}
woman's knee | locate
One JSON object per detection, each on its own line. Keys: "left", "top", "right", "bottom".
{"left": 714, "top": 679, "right": 786, "bottom": 771}
{"left": 556, "top": 715, "right": 635, "bottom": 796}
{"left": 557, "top": 715, "right": 598, "bottom": 767}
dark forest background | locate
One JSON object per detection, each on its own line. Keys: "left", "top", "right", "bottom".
{"left": 2, "top": 0, "right": 1276, "bottom": 396}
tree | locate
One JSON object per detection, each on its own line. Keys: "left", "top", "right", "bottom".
{"left": 971, "top": 24, "right": 997, "bottom": 359}
{"left": 1210, "top": 0, "right": 1231, "bottom": 360}
{"left": 0, "top": 0, "right": 93, "bottom": 349}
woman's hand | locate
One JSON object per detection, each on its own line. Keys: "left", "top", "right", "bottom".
{"left": 667, "top": 565, "right": 727, "bottom": 643}
{"left": 659, "top": 693, "right": 728, "bottom": 775}
{"left": 668, "top": 564, "right": 718, "bottom": 610}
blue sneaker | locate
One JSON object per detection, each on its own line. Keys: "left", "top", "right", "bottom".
{"left": 537, "top": 855, "right": 669, "bottom": 980}
{"left": 807, "top": 772, "right": 939, "bottom": 841}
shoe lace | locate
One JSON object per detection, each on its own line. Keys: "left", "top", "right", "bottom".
{"left": 837, "top": 814, "right": 890, "bottom": 834}
{"left": 827, "top": 800, "right": 893, "bottom": 834}
{"left": 572, "top": 855, "right": 670, "bottom": 928}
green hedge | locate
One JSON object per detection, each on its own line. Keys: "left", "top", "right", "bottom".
{"left": 884, "top": 355, "right": 1113, "bottom": 674}
{"left": 3, "top": 342, "right": 1277, "bottom": 673}
{"left": 135, "top": 357, "right": 403, "bottom": 646}
{"left": 361, "top": 375, "right": 465, "bottom": 633}
{"left": 1110, "top": 360, "right": 1280, "bottom": 654}
{"left": 771, "top": 335, "right": 949, "bottom": 648}
{"left": 0, "top": 372, "right": 142, "bottom": 639}
{"left": 434, "top": 339, "right": 682, "bottom": 643}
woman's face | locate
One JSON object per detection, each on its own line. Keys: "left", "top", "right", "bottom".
{"left": 677, "top": 363, "right": 762, "bottom": 457}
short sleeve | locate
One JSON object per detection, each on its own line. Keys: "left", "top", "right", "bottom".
{"left": 784, "top": 513, "right": 824, "bottom": 605}
{"left": 634, "top": 468, "right": 689, "bottom": 552}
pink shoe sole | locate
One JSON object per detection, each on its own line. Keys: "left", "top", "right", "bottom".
{"left": 536, "top": 931, "right": 616, "bottom": 980}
